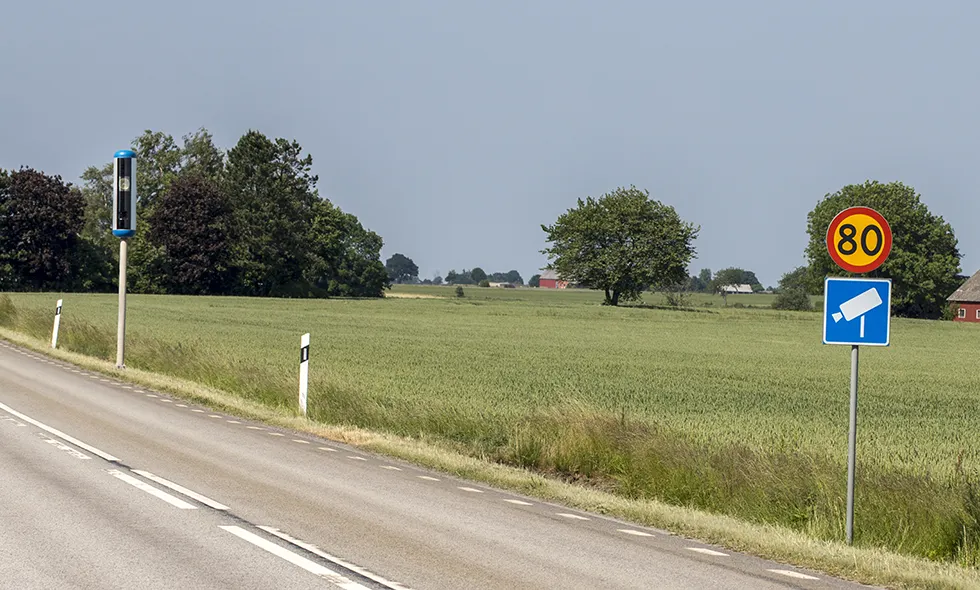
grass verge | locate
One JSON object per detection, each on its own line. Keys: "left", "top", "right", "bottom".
{"left": 1, "top": 324, "right": 978, "bottom": 589}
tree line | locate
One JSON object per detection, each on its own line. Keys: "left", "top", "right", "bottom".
{"left": 0, "top": 129, "right": 389, "bottom": 297}
{"left": 383, "top": 253, "right": 524, "bottom": 287}
{"left": 541, "top": 182, "right": 961, "bottom": 318}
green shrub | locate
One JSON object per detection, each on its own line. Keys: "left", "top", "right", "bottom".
{"left": 455, "top": 286, "right": 465, "bottom": 298}
{"left": 479, "top": 279, "right": 491, "bottom": 288}
{"left": 772, "top": 289, "right": 812, "bottom": 311}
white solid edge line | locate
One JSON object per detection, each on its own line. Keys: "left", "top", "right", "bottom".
{"left": 131, "top": 469, "right": 229, "bottom": 510}
{"left": 767, "top": 569, "right": 820, "bottom": 580}
{"left": 687, "top": 547, "right": 729, "bottom": 557}
{"left": 107, "top": 469, "right": 196, "bottom": 509}
{"left": 221, "top": 526, "right": 368, "bottom": 590}
{"left": 258, "top": 526, "right": 414, "bottom": 590}
{"left": 0, "top": 401, "right": 119, "bottom": 462}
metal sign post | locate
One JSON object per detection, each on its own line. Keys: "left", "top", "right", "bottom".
{"left": 823, "top": 206, "right": 894, "bottom": 545}
{"left": 112, "top": 150, "right": 137, "bottom": 368}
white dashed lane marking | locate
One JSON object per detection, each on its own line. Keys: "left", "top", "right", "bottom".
{"left": 417, "top": 476, "right": 440, "bottom": 481}
{"left": 192, "top": 409, "right": 205, "bottom": 413}
{"left": 687, "top": 547, "right": 728, "bottom": 557}
{"left": 557, "top": 513, "right": 590, "bottom": 521}
{"left": 458, "top": 487, "right": 483, "bottom": 493}
{"left": 292, "top": 439, "right": 310, "bottom": 444}
{"left": 348, "top": 456, "right": 367, "bottom": 461}
{"left": 318, "top": 446, "right": 337, "bottom": 452}
{"left": 503, "top": 499, "right": 533, "bottom": 506}
{"left": 107, "top": 469, "right": 196, "bottom": 510}
{"left": 267, "top": 432, "right": 284, "bottom": 437}
{"left": 146, "top": 394, "right": 158, "bottom": 398}
{"left": 131, "top": 469, "right": 229, "bottom": 511}
{"left": 380, "top": 466, "right": 402, "bottom": 471}
{"left": 618, "top": 529, "right": 653, "bottom": 537}
{"left": 247, "top": 426, "right": 264, "bottom": 430}
{"left": 221, "top": 526, "right": 370, "bottom": 589}
{"left": 768, "top": 570, "right": 819, "bottom": 580}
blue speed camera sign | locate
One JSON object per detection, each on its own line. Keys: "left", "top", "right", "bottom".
{"left": 823, "top": 277, "right": 891, "bottom": 346}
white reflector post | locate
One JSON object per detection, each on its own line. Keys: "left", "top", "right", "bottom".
{"left": 51, "top": 299, "right": 63, "bottom": 349}
{"left": 299, "top": 333, "right": 310, "bottom": 415}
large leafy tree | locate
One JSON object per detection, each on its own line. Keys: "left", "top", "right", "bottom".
{"left": 0, "top": 168, "right": 85, "bottom": 291}
{"left": 149, "top": 172, "right": 235, "bottom": 294}
{"left": 541, "top": 186, "right": 699, "bottom": 306}
{"left": 385, "top": 253, "right": 419, "bottom": 284}
{"left": 306, "top": 199, "right": 389, "bottom": 297}
{"left": 225, "top": 131, "right": 318, "bottom": 296}
{"left": 805, "top": 181, "right": 960, "bottom": 319}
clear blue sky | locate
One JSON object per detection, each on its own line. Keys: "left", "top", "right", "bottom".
{"left": 2, "top": 1, "right": 977, "bottom": 287}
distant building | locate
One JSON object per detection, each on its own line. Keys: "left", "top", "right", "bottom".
{"left": 720, "top": 284, "right": 754, "bottom": 294}
{"left": 488, "top": 282, "right": 516, "bottom": 288}
{"left": 947, "top": 270, "right": 980, "bottom": 323}
{"left": 538, "top": 269, "right": 568, "bottom": 289}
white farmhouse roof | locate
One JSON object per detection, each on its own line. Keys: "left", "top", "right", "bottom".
{"left": 540, "top": 270, "right": 560, "bottom": 280}
{"left": 721, "top": 284, "right": 754, "bottom": 294}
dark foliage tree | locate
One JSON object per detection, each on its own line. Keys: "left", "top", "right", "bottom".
{"left": 225, "top": 131, "right": 317, "bottom": 296}
{"left": 529, "top": 274, "right": 541, "bottom": 288}
{"left": 470, "top": 267, "right": 488, "bottom": 283}
{"left": 385, "top": 253, "right": 419, "bottom": 284}
{"left": 805, "top": 181, "right": 960, "bottom": 319}
{"left": 305, "top": 200, "right": 389, "bottom": 297}
{"left": 541, "top": 186, "right": 699, "bottom": 306}
{"left": 0, "top": 168, "right": 86, "bottom": 291}
{"left": 149, "top": 173, "right": 235, "bottom": 295}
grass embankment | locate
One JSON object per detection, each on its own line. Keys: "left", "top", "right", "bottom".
{"left": 1, "top": 289, "right": 978, "bottom": 586}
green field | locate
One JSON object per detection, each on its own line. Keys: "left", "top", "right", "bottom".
{"left": 1, "top": 286, "right": 978, "bottom": 566}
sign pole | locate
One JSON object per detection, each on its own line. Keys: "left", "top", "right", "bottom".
{"left": 846, "top": 344, "right": 859, "bottom": 545}
{"left": 111, "top": 149, "right": 136, "bottom": 369}
{"left": 116, "top": 238, "right": 128, "bottom": 368}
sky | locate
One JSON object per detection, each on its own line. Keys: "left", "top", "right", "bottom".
{"left": 2, "top": 1, "right": 978, "bottom": 287}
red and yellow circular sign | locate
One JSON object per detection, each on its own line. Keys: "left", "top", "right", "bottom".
{"left": 826, "top": 207, "right": 892, "bottom": 273}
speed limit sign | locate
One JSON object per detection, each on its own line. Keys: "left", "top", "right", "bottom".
{"left": 826, "top": 207, "right": 892, "bottom": 273}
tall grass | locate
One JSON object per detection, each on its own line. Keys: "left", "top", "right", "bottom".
{"left": 1, "top": 291, "right": 978, "bottom": 566}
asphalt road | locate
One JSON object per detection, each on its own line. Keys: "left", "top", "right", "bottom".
{"left": 0, "top": 341, "right": 873, "bottom": 589}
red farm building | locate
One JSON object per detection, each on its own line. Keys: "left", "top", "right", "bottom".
{"left": 948, "top": 270, "right": 980, "bottom": 323}
{"left": 538, "top": 270, "right": 568, "bottom": 289}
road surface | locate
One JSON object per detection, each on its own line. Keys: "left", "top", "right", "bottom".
{"left": 0, "top": 340, "right": 871, "bottom": 589}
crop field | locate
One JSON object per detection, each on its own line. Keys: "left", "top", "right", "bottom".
{"left": 1, "top": 287, "right": 978, "bottom": 565}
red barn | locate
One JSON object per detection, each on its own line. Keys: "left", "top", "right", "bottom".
{"left": 948, "top": 270, "right": 980, "bottom": 323}
{"left": 538, "top": 270, "right": 568, "bottom": 289}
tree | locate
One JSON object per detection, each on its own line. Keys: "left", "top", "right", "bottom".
{"left": 471, "top": 267, "right": 487, "bottom": 283}
{"left": 385, "top": 253, "right": 419, "bottom": 284}
{"left": 529, "top": 274, "right": 541, "bottom": 288}
{"left": 432, "top": 275, "right": 443, "bottom": 285}
{"left": 0, "top": 169, "right": 85, "bottom": 291}
{"left": 542, "top": 186, "right": 698, "bottom": 306}
{"left": 148, "top": 172, "right": 235, "bottom": 294}
{"left": 698, "top": 268, "right": 712, "bottom": 287}
{"left": 225, "top": 131, "right": 317, "bottom": 296}
{"left": 181, "top": 128, "right": 224, "bottom": 181}
{"left": 305, "top": 199, "right": 389, "bottom": 297}
{"left": 805, "top": 181, "right": 960, "bottom": 319}
{"left": 777, "top": 266, "right": 815, "bottom": 294}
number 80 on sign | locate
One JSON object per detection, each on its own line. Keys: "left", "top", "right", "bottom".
{"left": 826, "top": 207, "right": 892, "bottom": 273}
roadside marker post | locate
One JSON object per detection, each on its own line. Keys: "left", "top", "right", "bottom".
{"left": 112, "top": 150, "right": 137, "bottom": 368}
{"left": 823, "top": 207, "right": 893, "bottom": 546}
{"left": 51, "top": 299, "right": 63, "bottom": 349}
{"left": 299, "top": 333, "right": 310, "bottom": 415}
